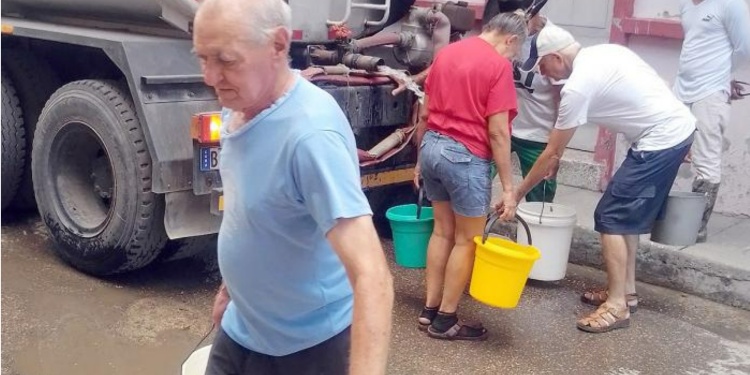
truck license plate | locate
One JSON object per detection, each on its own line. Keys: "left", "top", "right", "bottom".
{"left": 200, "top": 147, "right": 220, "bottom": 171}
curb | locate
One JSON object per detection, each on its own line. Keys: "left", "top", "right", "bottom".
{"left": 491, "top": 221, "right": 750, "bottom": 310}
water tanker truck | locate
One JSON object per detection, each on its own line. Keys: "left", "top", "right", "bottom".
{"left": 1, "top": 0, "right": 483, "bottom": 275}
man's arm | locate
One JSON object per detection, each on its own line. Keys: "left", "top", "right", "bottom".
{"left": 292, "top": 131, "right": 393, "bottom": 375}
{"left": 212, "top": 282, "right": 231, "bottom": 327}
{"left": 327, "top": 216, "right": 394, "bottom": 375}
{"left": 488, "top": 112, "right": 517, "bottom": 221}
{"left": 517, "top": 85, "right": 589, "bottom": 198}
{"left": 546, "top": 83, "right": 565, "bottom": 178}
{"left": 515, "top": 127, "right": 577, "bottom": 199}
{"left": 726, "top": 0, "right": 750, "bottom": 70}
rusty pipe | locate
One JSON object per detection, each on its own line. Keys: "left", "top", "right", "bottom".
{"left": 309, "top": 47, "right": 340, "bottom": 66}
{"left": 308, "top": 75, "right": 393, "bottom": 86}
{"left": 408, "top": 7, "right": 452, "bottom": 57}
{"left": 342, "top": 53, "right": 385, "bottom": 71}
{"left": 351, "top": 32, "right": 405, "bottom": 52}
{"left": 425, "top": 9, "right": 451, "bottom": 57}
{"left": 368, "top": 128, "right": 407, "bottom": 158}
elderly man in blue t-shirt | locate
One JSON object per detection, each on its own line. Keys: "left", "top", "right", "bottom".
{"left": 192, "top": 0, "right": 394, "bottom": 374}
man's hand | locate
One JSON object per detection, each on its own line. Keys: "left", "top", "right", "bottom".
{"left": 212, "top": 283, "right": 230, "bottom": 327}
{"left": 545, "top": 156, "right": 561, "bottom": 179}
{"left": 731, "top": 80, "right": 747, "bottom": 100}
{"left": 683, "top": 148, "right": 693, "bottom": 164}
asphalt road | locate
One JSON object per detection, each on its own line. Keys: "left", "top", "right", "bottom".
{"left": 2, "top": 212, "right": 750, "bottom": 375}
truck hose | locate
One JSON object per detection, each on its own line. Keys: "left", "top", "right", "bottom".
{"left": 367, "top": 128, "right": 407, "bottom": 158}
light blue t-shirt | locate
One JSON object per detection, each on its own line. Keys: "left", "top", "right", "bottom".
{"left": 217, "top": 72, "right": 373, "bottom": 356}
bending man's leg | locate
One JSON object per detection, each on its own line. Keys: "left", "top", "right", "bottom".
{"left": 624, "top": 234, "right": 639, "bottom": 296}
{"left": 601, "top": 234, "right": 629, "bottom": 310}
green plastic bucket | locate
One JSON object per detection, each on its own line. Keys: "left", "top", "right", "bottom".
{"left": 386, "top": 204, "right": 434, "bottom": 268}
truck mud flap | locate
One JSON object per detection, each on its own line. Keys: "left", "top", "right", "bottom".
{"left": 165, "top": 190, "right": 222, "bottom": 239}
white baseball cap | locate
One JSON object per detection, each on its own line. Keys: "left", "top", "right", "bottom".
{"left": 520, "top": 23, "right": 576, "bottom": 72}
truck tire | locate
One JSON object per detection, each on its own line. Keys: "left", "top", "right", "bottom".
{"left": 32, "top": 80, "right": 168, "bottom": 275}
{"left": 367, "top": 183, "right": 419, "bottom": 239}
{"left": 2, "top": 49, "right": 62, "bottom": 210}
{"left": 1, "top": 69, "right": 26, "bottom": 211}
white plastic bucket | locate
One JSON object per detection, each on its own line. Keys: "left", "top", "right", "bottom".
{"left": 516, "top": 202, "right": 577, "bottom": 281}
{"left": 182, "top": 345, "right": 212, "bottom": 375}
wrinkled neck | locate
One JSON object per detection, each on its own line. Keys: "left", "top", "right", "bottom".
{"left": 242, "top": 67, "right": 294, "bottom": 120}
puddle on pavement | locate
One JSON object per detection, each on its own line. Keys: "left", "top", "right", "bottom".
{"left": 2, "top": 216, "right": 217, "bottom": 375}
{"left": 13, "top": 320, "right": 208, "bottom": 375}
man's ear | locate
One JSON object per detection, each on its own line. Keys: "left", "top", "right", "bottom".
{"left": 271, "top": 27, "right": 290, "bottom": 59}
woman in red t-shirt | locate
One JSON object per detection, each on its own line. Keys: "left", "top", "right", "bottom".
{"left": 415, "top": 11, "right": 527, "bottom": 341}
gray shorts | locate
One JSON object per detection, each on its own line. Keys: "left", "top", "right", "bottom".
{"left": 420, "top": 131, "right": 492, "bottom": 218}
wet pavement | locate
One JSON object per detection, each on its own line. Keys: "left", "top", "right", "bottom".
{"left": 2, "top": 212, "right": 750, "bottom": 375}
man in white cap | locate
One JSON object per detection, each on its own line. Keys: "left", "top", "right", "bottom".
{"left": 512, "top": 24, "right": 697, "bottom": 333}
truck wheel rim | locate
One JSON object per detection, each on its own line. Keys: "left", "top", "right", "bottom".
{"left": 49, "top": 122, "right": 115, "bottom": 237}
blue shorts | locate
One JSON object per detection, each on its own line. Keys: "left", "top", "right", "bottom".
{"left": 420, "top": 131, "right": 492, "bottom": 218}
{"left": 594, "top": 134, "right": 694, "bottom": 235}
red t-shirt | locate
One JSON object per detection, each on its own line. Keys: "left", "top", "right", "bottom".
{"left": 424, "top": 37, "right": 518, "bottom": 160}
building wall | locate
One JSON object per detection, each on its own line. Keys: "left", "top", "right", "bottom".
{"left": 621, "top": 0, "right": 750, "bottom": 217}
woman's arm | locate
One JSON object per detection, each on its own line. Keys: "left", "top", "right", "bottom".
{"left": 487, "top": 111, "right": 517, "bottom": 221}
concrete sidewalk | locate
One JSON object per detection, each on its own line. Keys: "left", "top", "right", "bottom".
{"left": 496, "top": 183, "right": 750, "bottom": 310}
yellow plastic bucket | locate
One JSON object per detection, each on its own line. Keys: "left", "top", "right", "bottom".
{"left": 469, "top": 214, "right": 541, "bottom": 309}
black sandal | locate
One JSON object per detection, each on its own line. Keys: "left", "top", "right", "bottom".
{"left": 417, "top": 306, "right": 438, "bottom": 331}
{"left": 427, "top": 320, "right": 489, "bottom": 341}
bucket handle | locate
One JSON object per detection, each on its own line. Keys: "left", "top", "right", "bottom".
{"left": 481, "top": 212, "right": 532, "bottom": 246}
{"left": 416, "top": 185, "right": 425, "bottom": 220}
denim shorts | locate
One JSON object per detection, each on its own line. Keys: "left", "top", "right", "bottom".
{"left": 420, "top": 131, "right": 492, "bottom": 217}
{"left": 594, "top": 133, "right": 694, "bottom": 235}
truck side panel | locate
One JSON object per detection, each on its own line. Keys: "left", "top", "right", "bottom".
{"left": 3, "top": 17, "right": 217, "bottom": 193}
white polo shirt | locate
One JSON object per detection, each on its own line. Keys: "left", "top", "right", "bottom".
{"left": 557, "top": 44, "right": 696, "bottom": 152}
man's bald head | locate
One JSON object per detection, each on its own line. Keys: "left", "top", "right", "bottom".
{"left": 195, "top": 0, "right": 292, "bottom": 45}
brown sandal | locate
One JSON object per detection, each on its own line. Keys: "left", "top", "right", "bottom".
{"left": 581, "top": 289, "right": 639, "bottom": 313}
{"left": 576, "top": 302, "right": 631, "bottom": 333}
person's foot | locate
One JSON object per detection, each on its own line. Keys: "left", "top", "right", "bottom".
{"left": 426, "top": 311, "right": 488, "bottom": 341}
{"left": 417, "top": 306, "right": 438, "bottom": 331}
{"left": 581, "top": 289, "right": 639, "bottom": 313}
{"left": 576, "top": 302, "right": 630, "bottom": 334}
